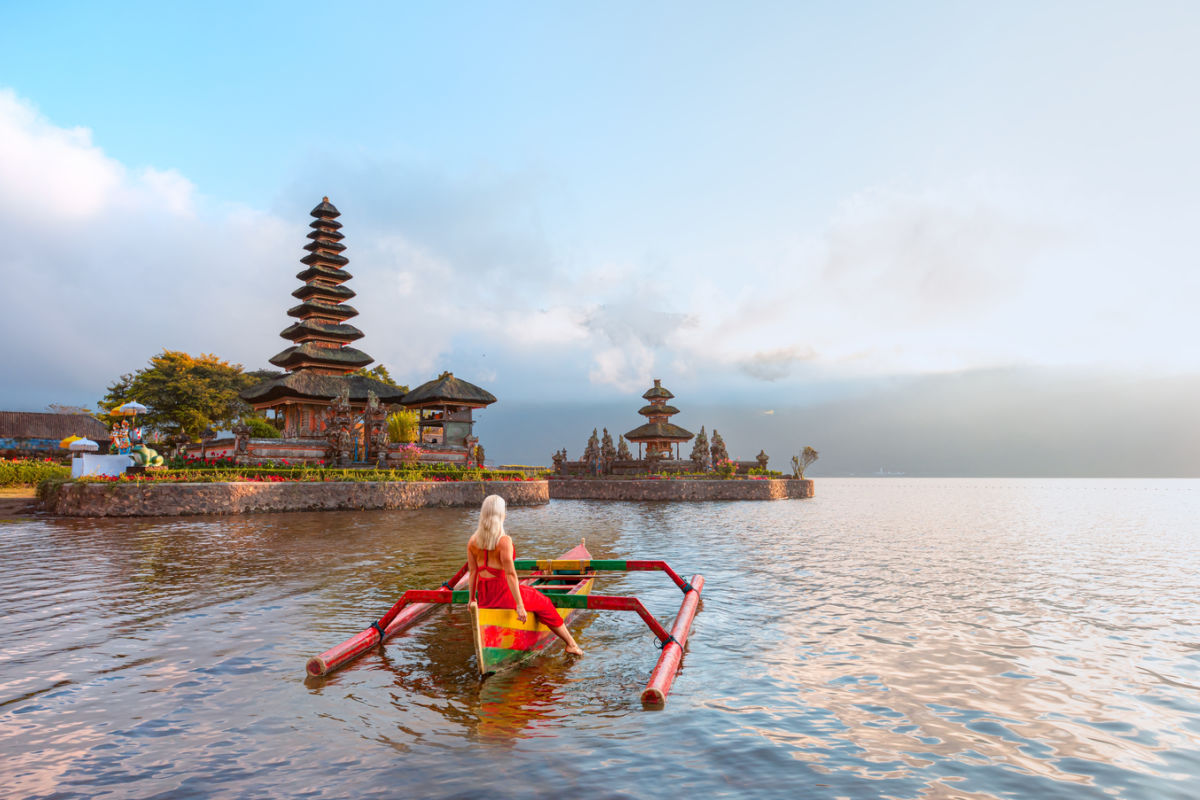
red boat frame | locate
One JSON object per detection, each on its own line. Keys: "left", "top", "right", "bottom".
{"left": 306, "top": 557, "right": 704, "bottom": 707}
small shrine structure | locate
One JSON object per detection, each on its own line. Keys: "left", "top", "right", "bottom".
{"left": 623, "top": 379, "right": 694, "bottom": 460}
{"left": 401, "top": 373, "right": 496, "bottom": 455}
{"left": 552, "top": 378, "right": 771, "bottom": 476}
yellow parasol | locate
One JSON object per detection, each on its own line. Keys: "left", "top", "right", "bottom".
{"left": 60, "top": 435, "right": 82, "bottom": 449}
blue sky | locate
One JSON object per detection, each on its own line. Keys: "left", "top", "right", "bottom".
{"left": 2, "top": 3, "right": 1198, "bottom": 470}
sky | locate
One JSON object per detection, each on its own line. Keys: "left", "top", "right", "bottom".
{"left": 2, "top": 2, "right": 1198, "bottom": 473}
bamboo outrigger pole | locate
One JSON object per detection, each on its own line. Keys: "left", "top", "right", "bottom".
{"left": 642, "top": 574, "right": 704, "bottom": 707}
{"left": 305, "top": 563, "right": 469, "bottom": 677}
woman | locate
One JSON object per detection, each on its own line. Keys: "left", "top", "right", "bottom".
{"left": 467, "top": 494, "right": 583, "bottom": 656}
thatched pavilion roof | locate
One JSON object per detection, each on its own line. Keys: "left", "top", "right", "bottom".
{"left": 401, "top": 373, "right": 497, "bottom": 408}
{"left": 624, "top": 421, "right": 694, "bottom": 442}
{"left": 0, "top": 411, "right": 110, "bottom": 442}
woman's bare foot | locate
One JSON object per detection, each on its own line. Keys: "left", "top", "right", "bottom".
{"left": 565, "top": 644, "right": 583, "bottom": 656}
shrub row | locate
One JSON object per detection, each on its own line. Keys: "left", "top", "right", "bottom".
{"left": 74, "top": 467, "right": 534, "bottom": 484}
{"left": 0, "top": 459, "right": 72, "bottom": 487}
{"left": 549, "top": 470, "right": 786, "bottom": 481}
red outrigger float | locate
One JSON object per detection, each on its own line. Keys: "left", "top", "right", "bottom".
{"left": 305, "top": 542, "right": 704, "bottom": 707}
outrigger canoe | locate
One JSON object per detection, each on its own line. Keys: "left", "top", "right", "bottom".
{"left": 306, "top": 542, "right": 704, "bottom": 707}
{"left": 470, "top": 541, "right": 594, "bottom": 676}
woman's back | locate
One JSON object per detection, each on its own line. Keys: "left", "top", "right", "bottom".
{"left": 472, "top": 535, "right": 511, "bottom": 579}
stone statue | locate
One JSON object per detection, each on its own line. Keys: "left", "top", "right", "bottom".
{"left": 690, "top": 426, "right": 711, "bottom": 471}
{"left": 710, "top": 429, "right": 729, "bottom": 466}
{"left": 616, "top": 435, "right": 631, "bottom": 461}
{"left": 326, "top": 388, "right": 355, "bottom": 467}
{"left": 232, "top": 422, "right": 250, "bottom": 455}
{"left": 552, "top": 448, "right": 566, "bottom": 474}
{"left": 130, "top": 441, "right": 164, "bottom": 467}
{"left": 363, "top": 391, "right": 390, "bottom": 467}
{"left": 171, "top": 433, "right": 190, "bottom": 461}
{"left": 600, "top": 428, "right": 616, "bottom": 473}
{"left": 756, "top": 450, "right": 769, "bottom": 471}
{"left": 583, "top": 429, "right": 601, "bottom": 476}
{"left": 199, "top": 427, "right": 216, "bottom": 460}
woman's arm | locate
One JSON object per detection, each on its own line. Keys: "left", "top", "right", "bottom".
{"left": 499, "top": 538, "right": 527, "bottom": 622}
{"left": 466, "top": 539, "right": 479, "bottom": 605}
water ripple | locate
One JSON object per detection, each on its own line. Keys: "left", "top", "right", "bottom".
{"left": 1, "top": 480, "right": 1198, "bottom": 798}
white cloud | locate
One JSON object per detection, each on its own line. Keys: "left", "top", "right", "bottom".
{"left": 3, "top": 85, "right": 1197, "bottom": 415}
{"left": 588, "top": 343, "right": 656, "bottom": 392}
{"left": 0, "top": 90, "right": 122, "bottom": 222}
{"left": 0, "top": 91, "right": 293, "bottom": 408}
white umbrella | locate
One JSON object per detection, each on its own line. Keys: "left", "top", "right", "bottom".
{"left": 69, "top": 438, "right": 100, "bottom": 453}
{"left": 116, "top": 401, "right": 148, "bottom": 415}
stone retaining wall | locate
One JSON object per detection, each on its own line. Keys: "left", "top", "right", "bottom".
{"left": 548, "top": 478, "right": 813, "bottom": 501}
{"left": 43, "top": 480, "right": 548, "bottom": 517}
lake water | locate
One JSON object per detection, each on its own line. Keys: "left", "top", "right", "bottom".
{"left": 2, "top": 479, "right": 1199, "bottom": 799}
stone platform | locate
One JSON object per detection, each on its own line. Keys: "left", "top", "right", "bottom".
{"left": 42, "top": 480, "right": 548, "bottom": 517}
{"left": 548, "top": 478, "right": 813, "bottom": 501}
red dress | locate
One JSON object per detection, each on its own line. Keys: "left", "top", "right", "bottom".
{"left": 474, "top": 538, "right": 564, "bottom": 628}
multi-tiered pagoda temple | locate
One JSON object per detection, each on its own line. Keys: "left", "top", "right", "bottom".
{"left": 271, "top": 197, "right": 372, "bottom": 374}
{"left": 624, "top": 379, "right": 694, "bottom": 459}
{"left": 241, "top": 198, "right": 405, "bottom": 438}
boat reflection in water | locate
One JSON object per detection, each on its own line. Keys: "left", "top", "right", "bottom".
{"left": 308, "top": 600, "right": 600, "bottom": 744}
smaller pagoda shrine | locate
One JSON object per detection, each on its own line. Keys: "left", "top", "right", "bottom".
{"left": 553, "top": 378, "right": 697, "bottom": 475}
{"left": 624, "top": 379, "right": 694, "bottom": 460}
{"left": 553, "top": 378, "right": 774, "bottom": 476}
{"left": 400, "top": 373, "right": 497, "bottom": 455}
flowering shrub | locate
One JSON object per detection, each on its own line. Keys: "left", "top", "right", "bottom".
{"left": 392, "top": 444, "right": 422, "bottom": 468}
{"left": 171, "top": 454, "right": 240, "bottom": 469}
{"left": 73, "top": 466, "right": 531, "bottom": 485}
{"left": 1, "top": 458, "right": 71, "bottom": 487}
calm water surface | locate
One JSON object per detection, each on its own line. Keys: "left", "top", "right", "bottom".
{"left": 2, "top": 479, "right": 1199, "bottom": 799}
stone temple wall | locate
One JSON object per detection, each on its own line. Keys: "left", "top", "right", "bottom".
{"left": 43, "top": 480, "right": 548, "bottom": 517}
{"left": 548, "top": 478, "right": 813, "bottom": 501}
{"left": 40, "top": 477, "right": 814, "bottom": 517}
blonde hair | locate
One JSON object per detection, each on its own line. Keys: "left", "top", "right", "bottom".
{"left": 474, "top": 494, "right": 507, "bottom": 550}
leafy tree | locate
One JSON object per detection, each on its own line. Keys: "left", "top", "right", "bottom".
{"left": 99, "top": 351, "right": 259, "bottom": 440}
{"left": 244, "top": 417, "right": 281, "bottom": 438}
{"left": 791, "top": 446, "right": 819, "bottom": 479}
{"left": 352, "top": 365, "right": 408, "bottom": 393}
